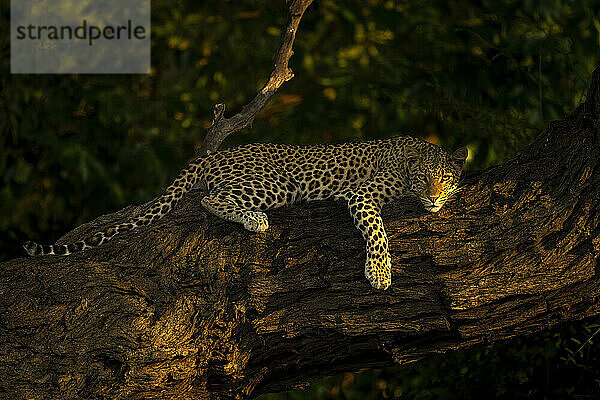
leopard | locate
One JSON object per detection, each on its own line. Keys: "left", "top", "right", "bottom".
{"left": 23, "top": 136, "right": 467, "bottom": 290}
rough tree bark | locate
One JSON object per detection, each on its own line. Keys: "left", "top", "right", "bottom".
{"left": 1, "top": 69, "right": 599, "bottom": 399}
{"left": 2, "top": 9, "right": 600, "bottom": 400}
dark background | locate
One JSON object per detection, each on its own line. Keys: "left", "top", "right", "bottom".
{"left": 1, "top": 0, "right": 599, "bottom": 398}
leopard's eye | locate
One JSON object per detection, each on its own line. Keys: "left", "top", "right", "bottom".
{"left": 441, "top": 174, "right": 453, "bottom": 182}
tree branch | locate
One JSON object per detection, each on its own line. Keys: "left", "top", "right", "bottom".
{"left": 1, "top": 66, "right": 600, "bottom": 399}
{"left": 197, "top": 0, "right": 313, "bottom": 156}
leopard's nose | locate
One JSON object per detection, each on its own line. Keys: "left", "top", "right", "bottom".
{"left": 428, "top": 195, "right": 439, "bottom": 204}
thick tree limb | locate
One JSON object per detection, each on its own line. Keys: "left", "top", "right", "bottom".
{"left": 1, "top": 66, "right": 600, "bottom": 399}
{"left": 3, "top": 28, "right": 600, "bottom": 392}
{"left": 197, "top": 0, "right": 313, "bottom": 156}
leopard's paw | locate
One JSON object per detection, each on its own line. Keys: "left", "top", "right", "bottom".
{"left": 364, "top": 251, "right": 392, "bottom": 290}
{"left": 243, "top": 211, "right": 269, "bottom": 233}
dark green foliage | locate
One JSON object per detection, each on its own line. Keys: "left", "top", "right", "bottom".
{"left": 1, "top": 0, "right": 599, "bottom": 397}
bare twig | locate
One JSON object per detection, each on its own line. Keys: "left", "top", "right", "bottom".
{"left": 197, "top": 0, "right": 314, "bottom": 156}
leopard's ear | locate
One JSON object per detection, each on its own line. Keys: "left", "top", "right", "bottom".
{"left": 451, "top": 147, "right": 468, "bottom": 168}
{"left": 404, "top": 146, "right": 421, "bottom": 168}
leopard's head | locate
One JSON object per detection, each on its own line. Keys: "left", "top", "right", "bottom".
{"left": 405, "top": 143, "right": 467, "bottom": 212}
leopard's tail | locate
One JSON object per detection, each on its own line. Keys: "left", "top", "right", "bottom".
{"left": 23, "top": 158, "right": 206, "bottom": 256}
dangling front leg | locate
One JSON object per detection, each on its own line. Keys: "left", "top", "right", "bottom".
{"left": 347, "top": 192, "right": 391, "bottom": 289}
{"left": 345, "top": 171, "right": 403, "bottom": 290}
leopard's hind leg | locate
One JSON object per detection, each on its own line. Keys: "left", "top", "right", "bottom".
{"left": 201, "top": 189, "right": 270, "bottom": 232}
{"left": 201, "top": 167, "right": 300, "bottom": 232}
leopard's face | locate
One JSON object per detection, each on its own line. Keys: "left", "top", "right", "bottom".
{"left": 405, "top": 144, "right": 467, "bottom": 212}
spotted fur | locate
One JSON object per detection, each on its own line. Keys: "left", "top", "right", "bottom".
{"left": 23, "top": 136, "right": 467, "bottom": 290}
